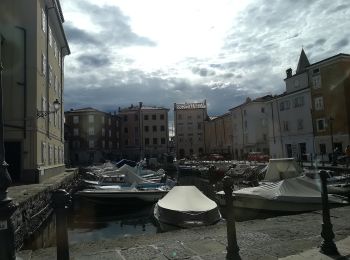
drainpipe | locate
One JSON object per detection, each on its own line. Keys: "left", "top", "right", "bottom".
{"left": 15, "top": 27, "right": 27, "bottom": 139}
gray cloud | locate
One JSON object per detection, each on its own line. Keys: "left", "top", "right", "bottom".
{"left": 333, "top": 38, "right": 349, "bottom": 49}
{"left": 77, "top": 54, "right": 112, "bottom": 68}
{"left": 62, "top": 0, "right": 350, "bottom": 119}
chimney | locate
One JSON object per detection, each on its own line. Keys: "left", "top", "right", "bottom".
{"left": 139, "top": 102, "right": 143, "bottom": 108}
{"left": 286, "top": 68, "right": 292, "bottom": 78}
{"left": 70, "top": 108, "right": 73, "bottom": 111}
{"left": 118, "top": 107, "right": 121, "bottom": 112}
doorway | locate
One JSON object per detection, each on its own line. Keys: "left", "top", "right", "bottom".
{"left": 4, "top": 142, "right": 21, "bottom": 183}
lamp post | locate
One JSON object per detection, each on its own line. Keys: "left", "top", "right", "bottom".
{"left": 0, "top": 34, "right": 17, "bottom": 260}
{"left": 329, "top": 117, "right": 337, "bottom": 166}
{"left": 37, "top": 98, "right": 60, "bottom": 118}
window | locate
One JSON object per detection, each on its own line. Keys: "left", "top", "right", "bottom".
{"left": 42, "top": 9, "right": 46, "bottom": 32}
{"left": 42, "top": 54, "right": 46, "bottom": 76}
{"left": 124, "top": 127, "right": 128, "bottom": 133}
{"left": 134, "top": 127, "right": 138, "bottom": 134}
{"left": 49, "top": 66, "right": 53, "bottom": 86}
{"left": 88, "top": 115, "right": 94, "bottom": 123}
{"left": 49, "top": 26, "right": 52, "bottom": 46}
{"left": 49, "top": 105, "right": 53, "bottom": 124}
{"left": 160, "top": 114, "right": 165, "bottom": 120}
{"left": 73, "top": 141, "right": 80, "bottom": 149}
{"left": 42, "top": 142, "right": 47, "bottom": 164}
{"left": 49, "top": 145, "right": 53, "bottom": 164}
{"left": 317, "top": 118, "right": 326, "bottom": 131}
{"left": 294, "top": 79, "right": 300, "bottom": 88}
{"left": 58, "top": 50, "right": 61, "bottom": 67}
{"left": 244, "top": 110, "right": 247, "bottom": 115}
{"left": 54, "top": 74, "right": 58, "bottom": 92}
{"left": 283, "top": 121, "right": 289, "bottom": 131}
{"left": 244, "top": 120, "right": 248, "bottom": 129}
{"left": 161, "top": 138, "right": 166, "bottom": 144}
{"left": 152, "top": 114, "right": 156, "bottom": 120}
{"left": 54, "top": 40, "right": 57, "bottom": 57}
{"left": 88, "top": 127, "right": 94, "bottom": 135}
{"left": 187, "top": 115, "right": 192, "bottom": 119}
{"left": 153, "top": 125, "right": 157, "bottom": 132}
{"left": 297, "top": 119, "right": 304, "bottom": 130}
{"left": 73, "top": 116, "right": 79, "bottom": 124}
{"left": 178, "top": 114, "right": 182, "bottom": 120}
{"left": 54, "top": 111, "right": 57, "bottom": 126}
{"left": 89, "top": 140, "right": 94, "bottom": 148}
{"left": 102, "top": 140, "right": 105, "bottom": 148}
{"left": 312, "top": 75, "right": 321, "bottom": 89}
{"left": 144, "top": 115, "right": 149, "bottom": 120}
{"left": 109, "top": 130, "right": 111, "bottom": 137}
{"left": 144, "top": 126, "right": 149, "bottom": 132}
{"left": 101, "top": 116, "right": 105, "bottom": 123}
{"left": 261, "top": 107, "right": 265, "bottom": 113}
{"left": 153, "top": 138, "right": 157, "bottom": 144}
{"left": 263, "top": 134, "right": 267, "bottom": 141}
{"left": 124, "top": 139, "right": 128, "bottom": 145}
{"left": 285, "top": 100, "right": 290, "bottom": 110}
{"left": 160, "top": 125, "right": 165, "bottom": 131}
{"left": 197, "top": 123, "right": 201, "bottom": 130}
{"left": 145, "top": 138, "right": 150, "bottom": 145}
{"left": 108, "top": 118, "right": 111, "bottom": 125}
{"left": 294, "top": 96, "right": 304, "bottom": 107}
{"left": 42, "top": 96, "right": 46, "bottom": 113}
{"left": 314, "top": 96, "right": 324, "bottom": 111}
{"left": 313, "top": 68, "right": 320, "bottom": 74}
{"left": 102, "top": 128, "right": 105, "bottom": 136}
{"left": 109, "top": 141, "right": 112, "bottom": 148}
{"left": 134, "top": 114, "right": 138, "bottom": 121}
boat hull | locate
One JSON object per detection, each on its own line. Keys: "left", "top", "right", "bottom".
{"left": 77, "top": 189, "right": 168, "bottom": 205}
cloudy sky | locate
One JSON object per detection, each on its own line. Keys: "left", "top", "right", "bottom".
{"left": 61, "top": 0, "right": 350, "bottom": 118}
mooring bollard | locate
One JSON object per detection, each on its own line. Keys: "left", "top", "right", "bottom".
{"left": 223, "top": 176, "right": 241, "bottom": 260}
{"left": 319, "top": 170, "right": 339, "bottom": 256}
{"left": 52, "top": 189, "right": 71, "bottom": 260}
{"left": 0, "top": 193, "right": 17, "bottom": 260}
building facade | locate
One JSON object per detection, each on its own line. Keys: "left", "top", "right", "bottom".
{"left": 230, "top": 96, "right": 271, "bottom": 160}
{"left": 174, "top": 101, "right": 207, "bottom": 159}
{"left": 65, "top": 108, "right": 120, "bottom": 166}
{"left": 204, "top": 113, "right": 233, "bottom": 157}
{"left": 1, "top": 0, "right": 70, "bottom": 182}
{"left": 268, "top": 50, "right": 314, "bottom": 160}
{"left": 119, "top": 103, "right": 169, "bottom": 161}
{"left": 308, "top": 53, "right": 350, "bottom": 157}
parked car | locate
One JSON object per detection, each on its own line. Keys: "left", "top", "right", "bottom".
{"left": 208, "top": 154, "right": 224, "bottom": 161}
{"left": 247, "top": 152, "right": 269, "bottom": 162}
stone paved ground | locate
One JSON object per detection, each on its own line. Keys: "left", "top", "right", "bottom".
{"left": 17, "top": 206, "right": 350, "bottom": 260}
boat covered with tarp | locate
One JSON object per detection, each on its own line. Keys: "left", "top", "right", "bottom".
{"left": 154, "top": 186, "right": 221, "bottom": 230}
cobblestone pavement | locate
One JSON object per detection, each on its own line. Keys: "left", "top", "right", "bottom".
{"left": 16, "top": 206, "right": 350, "bottom": 260}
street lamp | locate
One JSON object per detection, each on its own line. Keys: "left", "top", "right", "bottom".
{"left": 37, "top": 99, "right": 60, "bottom": 118}
{"left": 329, "top": 117, "right": 337, "bottom": 166}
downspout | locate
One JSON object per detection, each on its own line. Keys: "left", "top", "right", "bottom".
{"left": 16, "top": 26, "right": 27, "bottom": 139}
{"left": 276, "top": 101, "right": 284, "bottom": 156}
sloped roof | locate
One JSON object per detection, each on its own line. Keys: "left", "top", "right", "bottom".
{"left": 296, "top": 48, "right": 310, "bottom": 74}
{"left": 65, "top": 107, "right": 106, "bottom": 114}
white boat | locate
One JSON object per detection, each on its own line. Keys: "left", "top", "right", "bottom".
{"left": 216, "top": 175, "right": 348, "bottom": 213}
{"left": 76, "top": 184, "right": 170, "bottom": 206}
{"left": 154, "top": 186, "right": 221, "bottom": 230}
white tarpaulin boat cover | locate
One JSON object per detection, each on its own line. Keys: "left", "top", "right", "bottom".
{"left": 235, "top": 175, "right": 343, "bottom": 203}
{"left": 158, "top": 186, "right": 218, "bottom": 212}
{"left": 155, "top": 186, "right": 221, "bottom": 228}
{"left": 118, "top": 164, "right": 155, "bottom": 184}
{"left": 263, "top": 158, "right": 303, "bottom": 182}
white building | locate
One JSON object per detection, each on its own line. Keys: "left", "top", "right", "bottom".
{"left": 230, "top": 96, "right": 271, "bottom": 160}
{"left": 267, "top": 49, "right": 314, "bottom": 160}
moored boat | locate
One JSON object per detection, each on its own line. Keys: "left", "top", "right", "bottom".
{"left": 154, "top": 186, "right": 221, "bottom": 231}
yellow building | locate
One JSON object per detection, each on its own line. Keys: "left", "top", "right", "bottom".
{"left": 0, "top": 0, "right": 70, "bottom": 183}
{"left": 204, "top": 113, "right": 233, "bottom": 157}
{"left": 174, "top": 101, "right": 207, "bottom": 159}
{"left": 309, "top": 53, "right": 350, "bottom": 155}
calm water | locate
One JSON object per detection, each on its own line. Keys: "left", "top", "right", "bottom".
{"left": 68, "top": 198, "right": 159, "bottom": 244}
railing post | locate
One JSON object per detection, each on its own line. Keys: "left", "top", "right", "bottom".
{"left": 52, "top": 189, "right": 71, "bottom": 260}
{"left": 223, "top": 176, "right": 241, "bottom": 260}
{"left": 319, "top": 170, "right": 339, "bottom": 256}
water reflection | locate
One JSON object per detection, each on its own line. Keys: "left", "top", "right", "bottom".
{"left": 68, "top": 197, "right": 159, "bottom": 244}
